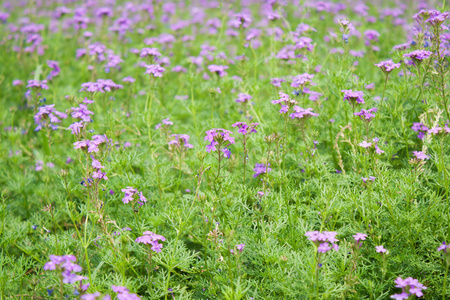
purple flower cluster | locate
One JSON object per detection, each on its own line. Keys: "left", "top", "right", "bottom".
{"left": 111, "top": 285, "right": 141, "bottom": 300}
{"left": 235, "top": 93, "right": 252, "bottom": 103}
{"left": 411, "top": 122, "right": 429, "bottom": 139}
{"left": 375, "top": 60, "right": 401, "bottom": 74}
{"left": 34, "top": 104, "right": 68, "bottom": 131}
{"left": 290, "top": 106, "right": 319, "bottom": 120}
{"left": 145, "top": 64, "right": 165, "bottom": 77}
{"left": 73, "top": 134, "right": 111, "bottom": 153}
{"left": 168, "top": 134, "right": 193, "bottom": 149}
{"left": 354, "top": 108, "right": 377, "bottom": 122}
{"left": 80, "top": 79, "right": 123, "bottom": 94}
{"left": 391, "top": 277, "right": 427, "bottom": 299}
{"left": 291, "top": 73, "right": 315, "bottom": 88}
{"left": 135, "top": 231, "right": 166, "bottom": 253}
{"left": 359, "top": 137, "right": 384, "bottom": 154}
{"left": 305, "top": 231, "right": 339, "bottom": 253}
{"left": 232, "top": 122, "right": 258, "bottom": 135}
{"left": 43, "top": 255, "right": 86, "bottom": 284}
{"left": 342, "top": 90, "right": 365, "bottom": 105}
{"left": 207, "top": 64, "right": 229, "bottom": 77}
{"left": 271, "top": 92, "right": 297, "bottom": 114}
{"left": 204, "top": 128, "right": 235, "bottom": 153}
{"left": 121, "top": 187, "right": 147, "bottom": 205}
{"left": 27, "top": 79, "right": 49, "bottom": 90}
{"left": 353, "top": 233, "right": 367, "bottom": 247}
{"left": 412, "top": 151, "right": 429, "bottom": 160}
{"left": 253, "top": 163, "right": 271, "bottom": 178}
{"left": 403, "top": 50, "right": 433, "bottom": 65}
{"left": 155, "top": 118, "right": 173, "bottom": 130}
{"left": 47, "top": 60, "right": 61, "bottom": 80}
{"left": 140, "top": 47, "right": 161, "bottom": 59}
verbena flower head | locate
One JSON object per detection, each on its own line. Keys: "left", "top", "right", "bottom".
{"left": 437, "top": 242, "right": 450, "bottom": 253}
{"left": 403, "top": 50, "right": 433, "bottom": 65}
{"left": 375, "top": 245, "right": 387, "bottom": 253}
{"left": 353, "top": 233, "right": 368, "bottom": 242}
{"left": 121, "top": 187, "right": 146, "bottom": 205}
{"left": 426, "top": 12, "right": 450, "bottom": 27}
{"left": 289, "top": 106, "right": 319, "bottom": 120}
{"left": 375, "top": 60, "right": 401, "bottom": 74}
{"left": 271, "top": 92, "right": 297, "bottom": 113}
{"left": 231, "top": 122, "right": 258, "bottom": 135}
{"left": 354, "top": 108, "right": 377, "bottom": 122}
{"left": 145, "top": 64, "right": 165, "bottom": 77}
{"left": 204, "top": 128, "right": 235, "bottom": 152}
{"left": 34, "top": 104, "right": 68, "bottom": 131}
{"left": 411, "top": 122, "right": 429, "bottom": 139}
{"left": 207, "top": 64, "right": 229, "bottom": 77}
{"left": 412, "top": 151, "right": 429, "bottom": 160}
{"left": 236, "top": 243, "right": 245, "bottom": 253}
{"left": 391, "top": 277, "right": 427, "bottom": 299}
{"left": 140, "top": 47, "right": 161, "bottom": 59}
{"left": 111, "top": 286, "right": 141, "bottom": 300}
{"left": 235, "top": 93, "right": 252, "bottom": 103}
{"left": 253, "top": 163, "right": 271, "bottom": 178}
{"left": 291, "top": 73, "right": 315, "bottom": 88}
{"left": 27, "top": 79, "right": 49, "bottom": 90}
{"left": 135, "top": 231, "right": 166, "bottom": 253}
{"left": 342, "top": 89, "right": 364, "bottom": 105}
{"left": 168, "top": 134, "right": 193, "bottom": 149}
{"left": 43, "top": 255, "right": 85, "bottom": 284}
{"left": 305, "top": 231, "right": 339, "bottom": 253}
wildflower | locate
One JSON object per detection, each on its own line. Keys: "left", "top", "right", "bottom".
{"left": 34, "top": 104, "right": 68, "bottom": 131}
{"left": 403, "top": 50, "right": 432, "bottom": 65}
{"left": 204, "top": 128, "right": 235, "bottom": 152}
{"left": 140, "top": 47, "right": 161, "bottom": 59}
{"left": 411, "top": 122, "right": 429, "bottom": 139}
{"left": 67, "top": 122, "right": 84, "bottom": 135}
{"left": 375, "top": 245, "right": 387, "bottom": 253}
{"left": 391, "top": 277, "right": 427, "bottom": 299}
{"left": 353, "top": 233, "right": 368, "bottom": 242}
{"left": 253, "top": 163, "right": 271, "bottom": 178}
{"left": 412, "top": 151, "right": 429, "bottom": 160}
{"left": 438, "top": 242, "right": 450, "bottom": 253}
{"left": 43, "top": 255, "right": 85, "bottom": 284}
{"left": 121, "top": 187, "right": 147, "bottom": 205}
{"left": 375, "top": 60, "right": 401, "bottom": 74}
{"left": 291, "top": 73, "right": 315, "bottom": 88}
{"left": 270, "top": 78, "right": 286, "bottom": 87}
{"left": 342, "top": 89, "right": 365, "bottom": 105}
{"left": 231, "top": 122, "right": 258, "bottom": 135}
{"left": 305, "top": 231, "right": 339, "bottom": 253}
{"left": 27, "top": 80, "right": 49, "bottom": 90}
{"left": 359, "top": 141, "right": 372, "bottom": 148}
{"left": 236, "top": 244, "right": 245, "bottom": 252}
{"left": 207, "top": 64, "right": 229, "bottom": 77}
{"left": 168, "top": 134, "right": 193, "bottom": 149}
{"left": 354, "top": 108, "right": 377, "bottom": 122}
{"left": 426, "top": 12, "right": 450, "bottom": 27}
{"left": 235, "top": 93, "right": 252, "bottom": 103}
{"left": 135, "top": 231, "right": 166, "bottom": 253}
{"left": 289, "top": 106, "right": 319, "bottom": 120}
{"left": 145, "top": 64, "right": 165, "bottom": 77}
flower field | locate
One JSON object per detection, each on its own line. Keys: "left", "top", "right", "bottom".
{"left": 1, "top": 0, "right": 450, "bottom": 299}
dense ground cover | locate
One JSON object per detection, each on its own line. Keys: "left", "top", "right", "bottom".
{"left": 1, "top": 0, "right": 450, "bottom": 299}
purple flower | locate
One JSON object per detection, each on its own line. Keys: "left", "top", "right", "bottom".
{"left": 145, "top": 64, "right": 165, "bottom": 77}
{"left": 375, "top": 60, "right": 401, "bottom": 74}
{"left": 270, "top": 78, "right": 286, "bottom": 87}
{"left": 47, "top": 60, "right": 61, "bottom": 79}
{"left": 34, "top": 104, "right": 68, "bottom": 131}
{"left": 375, "top": 245, "right": 387, "bottom": 253}
{"left": 67, "top": 122, "right": 84, "bottom": 135}
{"left": 359, "top": 141, "right": 372, "bottom": 148}
{"left": 121, "top": 187, "right": 146, "bottom": 205}
{"left": 289, "top": 106, "right": 319, "bottom": 120}
{"left": 222, "top": 147, "right": 231, "bottom": 158}
{"left": 353, "top": 233, "right": 368, "bottom": 242}
{"left": 135, "top": 231, "right": 165, "bottom": 253}
{"left": 236, "top": 244, "right": 245, "bottom": 252}
{"left": 318, "top": 242, "right": 332, "bottom": 253}
{"left": 204, "top": 128, "right": 235, "bottom": 152}
{"left": 438, "top": 242, "right": 450, "bottom": 253}
{"left": 391, "top": 277, "right": 427, "bottom": 299}
{"left": 342, "top": 89, "right": 364, "bottom": 105}
{"left": 169, "top": 134, "right": 193, "bottom": 149}
{"left": 207, "top": 65, "right": 229, "bottom": 77}
{"left": 412, "top": 151, "right": 429, "bottom": 160}
{"left": 231, "top": 122, "right": 258, "bottom": 135}
{"left": 140, "top": 48, "right": 161, "bottom": 59}
{"left": 27, "top": 80, "right": 49, "bottom": 90}
{"left": 253, "top": 163, "right": 271, "bottom": 178}
{"left": 291, "top": 73, "right": 315, "bottom": 88}
{"left": 235, "top": 93, "right": 252, "bottom": 103}
{"left": 354, "top": 108, "right": 377, "bottom": 122}
{"left": 403, "top": 50, "right": 433, "bottom": 65}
